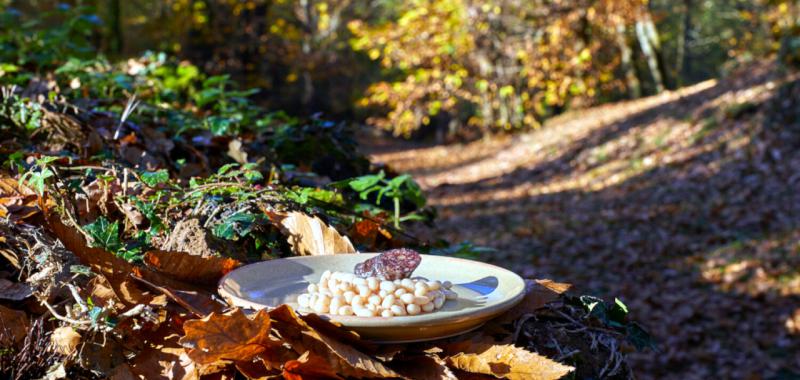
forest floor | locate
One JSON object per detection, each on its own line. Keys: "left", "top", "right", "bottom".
{"left": 364, "top": 63, "right": 800, "bottom": 379}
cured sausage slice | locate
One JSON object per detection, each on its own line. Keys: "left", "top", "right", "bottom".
{"left": 354, "top": 248, "right": 422, "bottom": 280}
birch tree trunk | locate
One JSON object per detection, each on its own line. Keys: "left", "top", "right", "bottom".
{"left": 614, "top": 19, "right": 641, "bottom": 98}
{"left": 635, "top": 14, "right": 665, "bottom": 93}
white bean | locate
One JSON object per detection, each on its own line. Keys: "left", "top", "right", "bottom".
{"left": 400, "top": 278, "right": 414, "bottom": 291}
{"left": 330, "top": 296, "right": 343, "bottom": 313}
{"left": 422, "top": 302, "right": 435, "bottom": 313}
{"left": 390, "top": 304, "right": 406, "bottom": 316}
{"left": 338, "top": 305, "right": 354, "bottom": 316}
{"left": 321, "top": 270, "right": 332, "bottom": 281}
{"left": 381, "top": 309, "right": 393, "bottom": 317}
{"left": 313, "top": 299, "right": 328, "bottom": 313}
{"left": 406, "top": 303, "right": 421, "bottom": 315}
{"left": 427, "top": 281, "right": 441, "bottom": 291}
{"left": 414, "top": 287, "right": 429, "bottom": 297}
{"left": 433, "top": 294, "right": 445, "bottom": 309}
{"left": 413, "top": 296, "right": 430, "bottom": 305}
{"left": 368, "top": 294, "right": 382, "bottom": 306}
{"left": 354, "top": 307, "right": 375, "bottom": 317}
{"left": 367, "top": 277, "right": 380, "bottom": 291}
{"left": 353, "top": 277, "right": 367, "bottom": 286}
{"left": 351, "top": 295, "right": 365, "bottom": 307}
{"left": 307, "top": 284, "right": 318, "bottom": 294}
{"left": 378, "top": 290, "right": 388, "bottom": 298}
{"left": 399, "top": 293, "right": 415, "bottom": 305}
{"left": 297, "top": 294, "right": 310, "bottom": 308}
{"left": 380, "top": 281, "right": 397, "bottom": 292}
{"left": 381, "top": 295, "right": 396, "bottom": 309}
{"left": 366, "top": 303, "right": 377, "bottom": 312}
{"left": 343, "top": 291, "right": 356, "bottom": 303}
{"left": 357, "top": 285, "right": 371, "bottom": 297}
{"left": 394, "top": 288, "right": 408, "bottom": 297}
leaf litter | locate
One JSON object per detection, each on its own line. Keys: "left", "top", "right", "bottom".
{"left": 0, "top": 95, "right": 615, "bottom": 380}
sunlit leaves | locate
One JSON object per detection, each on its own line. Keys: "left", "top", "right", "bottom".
{"left": 140, "top": 170, "right": 169, "bottom": 187}
{"left": 84, "top": 216, "right": 124, "bottom": 254}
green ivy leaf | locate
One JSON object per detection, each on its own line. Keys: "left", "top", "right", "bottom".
{"left": 140, "top": 170, "right": 169, "bottom": 187}
{"left": 347, "top": 171, "right": 384, "bottom": 192}
{"left": 84, "top": 216, "right": 123, "bottom": 253}
{"left": 212, "top": 212, "right": 258, "bottom": 240}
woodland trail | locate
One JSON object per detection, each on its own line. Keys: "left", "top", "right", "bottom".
{"left": 364, "top": 64, "right": 800, "bottom": 379}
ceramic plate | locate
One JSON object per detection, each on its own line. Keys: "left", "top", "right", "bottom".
{"left": 218, "top": 253, "right": 525, "bottom": 343}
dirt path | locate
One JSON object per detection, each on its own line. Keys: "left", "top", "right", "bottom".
{"left": 364, "top": 65, "right": 800, "bottom": 379}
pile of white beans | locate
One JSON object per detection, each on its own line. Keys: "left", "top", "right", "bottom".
{"left": 296, "top": 270, "right": 458, "bottom": 317}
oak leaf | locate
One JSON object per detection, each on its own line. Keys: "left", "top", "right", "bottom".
{"left": 390, "top": 354, "right": 458, "bottom": 380}
{"left": 143, "top": 250, "right": 242, "bottom": 286}
{"left": 444, "top": 343, "right": 573, "bottom": 380}
{"left": 179, "top": 308, "right": 280, "bottom": 365}
{"left": 270, "top": 211, "right": 356, "bottom": 255}
{"left": 269, "top": 305, "right": 402, "bottom": 379}
{"left": 0, "top": 175, "right": 42, "bottom": 222}
{"left": 282, "top": 351, "right": 343, "bottom": 380}
{"left": 0, "top": 305, "right": 29, "bottom": 347}
{"left": 130, "top": 323, "right": 203, "bottom": 380}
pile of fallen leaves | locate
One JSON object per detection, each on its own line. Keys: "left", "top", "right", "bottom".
{"left": 0, "top": 176, "right": 584, "bottom": 379}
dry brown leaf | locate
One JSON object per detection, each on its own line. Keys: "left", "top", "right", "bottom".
{"left": 390, "top": 354, "right": 458, "bottom": 380}
{"left": 300, "top": 313, "right": 376, "bottom": 354}
{"left": 282, "top": 351, "right": 343, "bottom": 380}
{"left": 130, "top": 323, "right": 203, "bottom": 380}
{"left": 51, "top": 326, "right": 81, "bottom": 356}
{"left": 0, "top": 278, "right": 33, "bottom": 301}
{"left": 143, "top": 250, "right": 242, "bottom": 286}
{"left": 0, "top": 248, "right": 20, "bottom": 269}
{"left": 48, "top": 214, "right": 208, "bottom": 310}
{"left": 179, "top": 308, "right": 281, "bottom": 365}
{"left": 108, "top": 364, "right": 139, "bottom": 380}
{"left": 444, "top": 343, "right": 573, "bottom": 380}
{"left": 0, "top": 176, "right": 41, "bottom": 222}
{"left": 131, "top": 272, "right": 223, "bottom": 317}
{"left": 46, "top": 214, "right": 152, "bottom": 306}
{"left": 271, "top": 211, "right": 356, "bottom": 256}
{"left": 235, "top": 359, "right": 282, "bottom": 380}
{"left": 0, "top": 305, "right": 29, "bottom": 347}
{"left": 80, "top": 274, "right": 125, "bottom": 312}
{"left": 269, "top": 305, "right": 402, "bottom": 379}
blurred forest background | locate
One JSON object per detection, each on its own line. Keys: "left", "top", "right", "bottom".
{"left": 4, "top": 0, "right": 799, "bottom": 139}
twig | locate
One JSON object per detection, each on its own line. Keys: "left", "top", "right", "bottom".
{"left": 41, "top": 300, "right": 91, "bottom": 326}
{"left": 66, "top": 284, "right": 88, "bottom": 313}
{"left": 113, "top": 94, "right": 140, "bottom": 140}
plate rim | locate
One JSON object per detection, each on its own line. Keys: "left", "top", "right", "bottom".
{"left": 217, "top": 253, "right": 526, "bottom": 328}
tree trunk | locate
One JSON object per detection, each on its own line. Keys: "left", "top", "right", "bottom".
{"left": 108, "top": 0, "right": 123, "bottom": 55}
{"left": 677, "top": 0, "right": 693, "bottom": 85}
{"left": 635, "top": 15, "right": 664, "bottom": 93}
{"left": 614, "top": 20, "right": 641, "bottom": 98}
